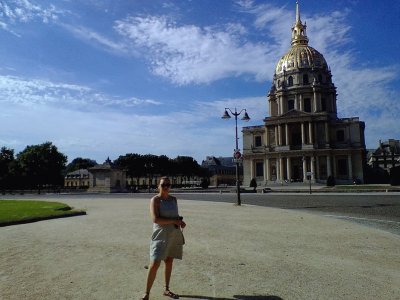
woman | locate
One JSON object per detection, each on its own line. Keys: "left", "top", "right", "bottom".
{"left": 141, "top": 177, "right": 186, "bottom": 300}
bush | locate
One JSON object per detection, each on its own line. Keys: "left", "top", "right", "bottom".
{"left": 200, "top": 177, "right": 210, "bottom": 189}
{"left": 326, "top": 176, "right": 335, "bottom": 187}
{"left": 250, "top": 178, "right": 257, "bottom": 190}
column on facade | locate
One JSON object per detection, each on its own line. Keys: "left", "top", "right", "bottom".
{"left": 269, "top": 100, "right": 272, "bottom": 117}
{"left": 278, "top": 125, "right": 282, "bottom": 146}
{"left": 277, "top": 96, "right": 280, "bottom": 115}
{"left": 294, "top": 94, "right": 298, "bottom": 110}
{"left": 313, "top": 89, "right": 318, "bottom": 112}
{"left": 316, "top": 156, "right": 320, "bottom": 180}
{"left": 327, "top": 155, "right": 332, "bottom": 177}
{"left": 265, "top": 158, "right": 270, "bottom": 182}
{"left": 280, "top": 96, "right": 284, "bottom": 115}
{"left": 279, "top": 157, "right": 284, "bottom": 181}
{"left": 276, "top": 158, "right": 280, "bottom": 182}
{"left": 348, "top": 154, "right": 353, "bottom": 181}
{"left": 274, "top": 126, "right": 278, "bottom": 146}
{"left": 301, "top": 122, "right": 305, "bottom": 144}
{"left": 250, "top": 159, "right": 254, "bottom": 180}
{"left": 299, "top": 94, "right": 304, "bottom": 111}
{"left": 325, "top": 122, "right": 330, "bottom": 144}
{"left": 285, "top": 124, "right": 289, "bottom": 146}
{"left": 286, "top": 157, "right": 291, "bottom": 181}
{"left": 265, "top": 126, "right": 270, "bottom": 146}
{"left": 308, "top": 122, "right": 313, "bottom": 144}
{"left": 302, "top": 156, "right": 307, "bottom": 181}
{"left": 311, "top": 157, "right": 315, "bottom": 181}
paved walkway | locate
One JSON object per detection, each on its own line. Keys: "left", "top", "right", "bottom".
{"left": 1, "top": 196, "right": 400, "bottom": 300}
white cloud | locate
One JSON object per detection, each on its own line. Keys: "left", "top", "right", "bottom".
{"left": 0, "top": 0, "right": 64, "bottom": 30}
{"left": 0, "top": 75, "right": 161, "bottom": 109}
{"left": 60, "top": 23, "right": 131, "bottom": 56}
{"left": 114, "top": 15, "right": 274, "bottom": 85}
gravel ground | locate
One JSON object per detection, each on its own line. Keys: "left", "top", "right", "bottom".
{"left": 1, "top": 196, "right": 400, "bottom": 300}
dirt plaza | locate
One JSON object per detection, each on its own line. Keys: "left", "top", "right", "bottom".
{"left": 1, "top": 195, "right": 400, "bottom": 300}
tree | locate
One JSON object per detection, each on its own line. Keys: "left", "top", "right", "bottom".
{"left": 16, "top": 142, "right": 67, "bottom": 192}
{"left": 0, "top": 147, "right": 15, "bottom": 190}
{"left": 66, "top": 157, "right": 97, "bottom": 173}
{"left": 173, "top": 156, "right": 201, "bottom": 186}
{"left": 114, "top": 153, "right": 144, "bottom": 188}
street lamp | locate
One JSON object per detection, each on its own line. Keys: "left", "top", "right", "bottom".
{"left": 222, "top": 108, "right": 250, "bottom": 205}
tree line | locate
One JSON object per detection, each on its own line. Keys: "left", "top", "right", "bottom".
{"left": 0, "top": 142, "right": 209, "bottom": 192}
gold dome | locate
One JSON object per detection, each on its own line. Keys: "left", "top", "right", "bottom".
{"left": 275, "top": 45, "right": 328, "bottom": 74}
{"left": 275, "top": 1, "right": 328, "bottom": 74}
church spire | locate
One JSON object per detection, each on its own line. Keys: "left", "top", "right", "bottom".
{"left": 291, "top": 0, "right": 309, "bottom": 46}
{"left": 296, "top": 0, "right": 300, "bottom": 24}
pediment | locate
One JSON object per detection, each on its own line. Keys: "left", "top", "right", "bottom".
{"left": 280, "top": 109, "right": 311, "bottom": 118}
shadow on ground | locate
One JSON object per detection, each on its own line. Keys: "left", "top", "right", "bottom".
{"left": 180, "top": 295, "right": 283, "bottom": 300}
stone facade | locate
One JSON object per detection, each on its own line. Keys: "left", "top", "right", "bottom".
{"left": 201, "top": 156, "right": 243, "bottom": 186}
{"left": 87, "top": 158, "right": 127, "bottom": 193}
{"left": 243, "top": 2, "right": 366, "bottom": 186}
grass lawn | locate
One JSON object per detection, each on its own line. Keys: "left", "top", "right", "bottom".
{"left": 0, "top": 200, "right": 86, "bottom": 227}
{"left": 323, "top": 184, "right": 400, "bottom": 191}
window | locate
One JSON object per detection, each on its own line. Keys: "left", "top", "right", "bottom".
{"left": 254, "top": 135, "right": 262, "bottom": 147}
{"left": 338, "top": 158, "right": 347, "bottom": 176}
{"left": 336, "top": 130, "right": 345, "bottom": 142}
{"left": 321, "top": 98, "right": 327, "bottom": 111}
{"left": 288, "top": 76, "right": 293, "bottom": 87}
{"left": 304, "top": 98, "right": 311, "bottom": 112}
{"left": 303, "top": 74, "right": 309, "bottom": 85}
{"left": 256, "top": 162, "right": 264, "bottom": 177}
{"left": 288, "top": 99, "right": 295, "bottom": 111}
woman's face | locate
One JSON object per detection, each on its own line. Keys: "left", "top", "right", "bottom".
{"left": 159, "top": 179, "right": 171, "bottom": 191}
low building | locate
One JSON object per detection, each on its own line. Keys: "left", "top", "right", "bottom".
{"left": 87, "top": 158, "right": 127, "bottom": 193}
{"left": 368, "top": 139, "right": 400, "bottom": 171}
{"left": 64, "top": 169, "right": 90, "bottom": 188}
{"left": 201, "top": 156, "right": 243, "bottom": 186}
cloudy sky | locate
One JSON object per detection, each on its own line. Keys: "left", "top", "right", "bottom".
{"left": 1, "top": 0, "right": 399, "bottom": 164}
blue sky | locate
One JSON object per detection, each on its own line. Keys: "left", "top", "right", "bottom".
{"left": 1, "top": 0, "right": 399, "bottom": 164}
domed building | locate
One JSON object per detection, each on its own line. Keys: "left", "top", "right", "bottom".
{"left": 242, "top": 1, "right": 366, "bottom": 185}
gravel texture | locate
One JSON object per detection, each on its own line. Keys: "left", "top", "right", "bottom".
{"left": 1, "top": 196, "right": 400, "bottom": 300}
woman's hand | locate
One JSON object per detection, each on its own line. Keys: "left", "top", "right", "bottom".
{"left": 174, "top": 218, "right": 186, "bottom": 229}
{"left": 180, "top": 220, "right": 186, "bottom": 229}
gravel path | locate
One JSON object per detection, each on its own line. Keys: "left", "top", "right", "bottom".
{"left": 1, "top": 196, "right": 400, "bottom": 300}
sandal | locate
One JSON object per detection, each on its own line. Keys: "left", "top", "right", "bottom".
{"left": 163, "top": 288, "right": 179, "bottom": 299}
{"left": 141, "top": 293, "right": 149, "bottom": 300}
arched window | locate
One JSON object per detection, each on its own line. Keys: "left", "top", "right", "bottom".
{"left": 321, "top": 98, "right": 327, "bottom": 111}
{"left": 288, "top": 99, "right": 295, "bottom": 111}
{"left": 303, "top": 74, "right": 309, "bottom": 85}
{"left": 288, "top": 76, "right": 293, "bottom": 87}
{"left": 304, "top": 98, "right": 311, "bottom": 112}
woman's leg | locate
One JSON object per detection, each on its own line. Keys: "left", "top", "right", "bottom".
{"left": 164, "top": 257, "right": 174, "bottom": 289}
{"left": 144, "top": 260, "right": 161, "bottom": 295}
{"left": 163, "top": 257, "right": 179, "bottom": 298}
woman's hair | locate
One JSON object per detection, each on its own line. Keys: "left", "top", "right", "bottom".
{"left": 159, "top": 176, "right": 170, "bottom": 185}
{"left": 158, "top": 176, "right": 170, "bottom": 193}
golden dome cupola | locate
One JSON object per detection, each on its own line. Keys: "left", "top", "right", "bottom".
{"left": 291, "top": 0, "right": 309, "bottom": 46}
{"left": 275, "top": 0, "right": 329, "bottom": 74}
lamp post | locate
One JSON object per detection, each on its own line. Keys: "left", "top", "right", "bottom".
{"left": 222, "top": 108, "right": 250, "bottom": 205}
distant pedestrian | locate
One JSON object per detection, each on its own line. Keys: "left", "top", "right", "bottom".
{"left": 141, "top": 176, "right": 186, "bottom": 300}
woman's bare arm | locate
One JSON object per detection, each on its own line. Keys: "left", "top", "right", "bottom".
{"left": 150, "top": 196, "right": 182, "bottom": 226}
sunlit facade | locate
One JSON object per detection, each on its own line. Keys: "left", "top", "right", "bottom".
{"left": 243, "top": 1, "right": 366, "bottom": 186}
